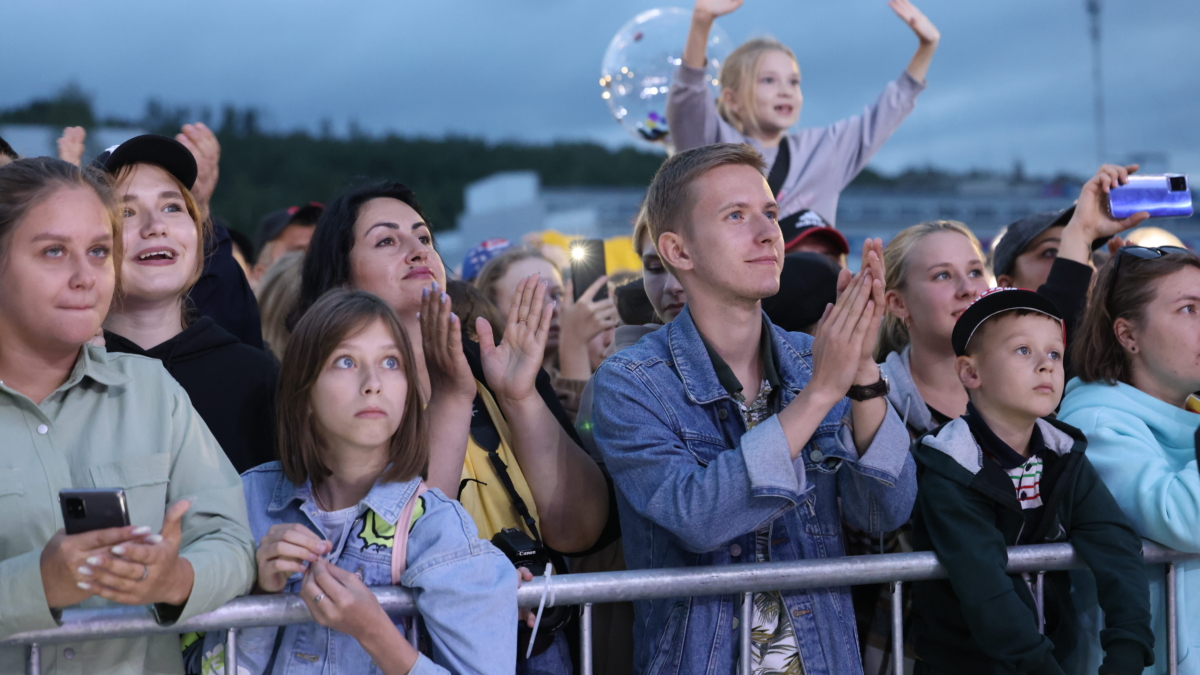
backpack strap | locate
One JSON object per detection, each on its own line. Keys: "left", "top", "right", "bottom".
{"left": 390, "top": 483, "right": 429, "bottom": 585}
{"left": 765, "top": 139, "right": 790, "bottom": 198}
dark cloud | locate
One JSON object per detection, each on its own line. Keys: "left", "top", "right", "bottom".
{"left": 3, "top": 0, "right": 1197, "bottom": 177}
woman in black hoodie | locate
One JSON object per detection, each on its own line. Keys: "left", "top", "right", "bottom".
{"left": 99, "top": 135, "right": 277, "bottom": 474}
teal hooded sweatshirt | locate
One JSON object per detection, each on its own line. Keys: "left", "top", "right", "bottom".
{"left": 1059, "top": 378, "right": 1200, "bottom": 675}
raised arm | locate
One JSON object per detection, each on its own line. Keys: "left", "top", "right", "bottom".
{"left": 670, "top": 0, "right": 745, "bottom": 152}
{"left": 476, "top": 275, "right": 610, "bottom": 553}
{"left": 683, "top": 0, "right": 742, "bottom": 69}
{"left": 889, "top": 0, "right": 940, "bottom": 83}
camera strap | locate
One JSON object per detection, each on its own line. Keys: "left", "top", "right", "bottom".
{"left": 486, "top": 449, "right": 544, "bottom": 548}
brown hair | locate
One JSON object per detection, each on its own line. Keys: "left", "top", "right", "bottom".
{"left": 0, "top": 157, "right": 122, "bottom": 277}
{"left": 113, "top": 163, "right": 210, "bottom": 292}
{"left": 446, "top": 279, "right": 505, "bottom": 345}
{"left": 473, "top": 246, "right": 559, "bottom": 308}
{"left": 644, "top": 143, "right": 766, "bottom": 274}
{"left": 875, "top": 220, "right": 985, "bottom": 361}
{"left": 277, "top": 289, "right": 428, "bottom": 488}
{"left": 717, "top": 38, "right": 798, "bottom": 137}
{"left": 1072, "top": 249, "right": 1200, "bottom": 384}
{"left": 258, "top": 251, "right": 305, "bottom": 361}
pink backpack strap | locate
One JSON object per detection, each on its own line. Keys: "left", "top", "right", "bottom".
{"left": 391, "top": 483, "right": 429, "bottom": 585}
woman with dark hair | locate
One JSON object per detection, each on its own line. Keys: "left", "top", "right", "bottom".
{"left": 98, "top": 135, "right": 279, "bottom": 473}
{"left": 296, "top": 179, "right": 612, "bottom": 669}
{"left": 0, "top": 157, "right": 255, "bottom": 673}
{"left": 1059, "top": 246, "right": 1200, "bottom": 675}
{"left": 203, "top": 289, "right": 515, "bottom": 675}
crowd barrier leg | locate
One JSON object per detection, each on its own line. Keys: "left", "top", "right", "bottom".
{"left": 740, "top": 592, "right": 752, "bottom": 675}
{"left": 1167, "top": 562, "right": 1178, "bottom": 675}
{"left": 26, "top": 644, "right": 39, "bottom": 675}
{"left": 408, "top": 618, "right": 420, "bottom": 650}
{"left": 224, "top": 628, "right": 237, "bottom": 675}
{"left": 891, "top": 581, "right": 904, "bottom": 675}
{"left": 1035, "top": 572, "right": 1046, "bottom": 634}
{"left": 579, "top": 603, "right": 593, "bottom": 675}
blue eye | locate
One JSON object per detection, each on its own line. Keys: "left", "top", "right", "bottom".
{"left": 1049, "top": 351, "right": 1061, "bottom": 361}
{"left": 163, "top": 203, "right": 182, "bottom": 213}
{"left": 88, "top": 246, "right": 110, "bottom": 258}
{"left": 1016, "top": 346, "right": 1030, "bottom": 355}
{"left": 122, "top": 208, "right": 135, "bottom": 218}
{"left": 382, "top": 356, "right": 400, "bottom": 370}
{"left": 334, "top": 356, "right": 354, "bottom": 369}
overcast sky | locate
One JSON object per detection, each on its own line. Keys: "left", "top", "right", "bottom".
{"left": 3, "top": 0, "right": 1198, "bottom": 178}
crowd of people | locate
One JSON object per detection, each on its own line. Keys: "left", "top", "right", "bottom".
{"left": 1, "top": 1, "right": 1198, "bottom": 674}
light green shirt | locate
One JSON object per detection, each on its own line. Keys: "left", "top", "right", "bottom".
{"left": 0, "top": 345, "right": 256, "bottom": 674}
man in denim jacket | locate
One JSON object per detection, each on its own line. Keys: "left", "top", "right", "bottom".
{"left": 592, "top": 143, "right": 915, "bottom": 675}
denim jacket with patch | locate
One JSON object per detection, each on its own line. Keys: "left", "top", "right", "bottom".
{"left": 591, "top": 307, "right": 916, "bottom": 675}
{"left": 202, "top": 462, "right": 517, "bottom": 675}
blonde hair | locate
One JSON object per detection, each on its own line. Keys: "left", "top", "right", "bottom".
{"left": 717, "top": 38, "right": 798, "bottom": 137}
{"left": 875, "top": 220, "right": 985, "bottom": 361}
{"left": 257, "top": 251, "right": 304, "bottom": 361}
{"left": 632, "top": 204, "right": 652, "bottom": 254}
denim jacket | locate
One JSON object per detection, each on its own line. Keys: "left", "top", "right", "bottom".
{"left": 591, "top": 308, "right": 916, "bottom": 675}
{"left": 202, "top": 462, "right": 517, "bottom": 675}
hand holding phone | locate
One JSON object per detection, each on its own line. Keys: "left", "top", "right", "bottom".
{"left": 1109, "top": 174, "right": 1192, "bottom": 219}
{"left": 60, "top": 488, "right": 131, "bottom": 535}
{"left": 569, "top": 239, "right": 609, "bottom": 302}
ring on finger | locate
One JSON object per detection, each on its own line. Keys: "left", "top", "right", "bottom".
{"left": 139, "top": 564, "right": 149, "bottom": 581}
{"left": 313, "top": 593, "right": 325, "bottom": 603}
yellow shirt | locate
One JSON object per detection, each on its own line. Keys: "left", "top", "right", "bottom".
{"left": 458, "top": 381, "right": 542, "bottom": 542}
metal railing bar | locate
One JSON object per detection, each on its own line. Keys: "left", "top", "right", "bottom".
{"left": 4, "top": 541, "right": 1195, "bottom": 648}
{"left": 579, "top": 604, "right": 593, "bottom": 675}
{"left": 890, "top": 581, "right": 903, "bottom": 675}
{"left": 739, "top": 592, "right": 752, "bottom": 675}
{"left": 1167, "top": 562, "right": 1178, "bottom": 675}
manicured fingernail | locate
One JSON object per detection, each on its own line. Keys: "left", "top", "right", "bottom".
{"left": 78, "top": 566, "right": 92, "bottom": 575}
{"left": 450, "top": 313, "right": 459, "bottom": 323}
{"left": 432, "top": 281, "right": 439, "bottom": 292}
{"left": 146, "top": 534, "right": 163, "bottom": 544}
{"left": 441, "top": 292, "right": 447, "bottom": 303}
{"left": 415, "top": 312, "right": 421, "bottom": 320}
{"left": 422, "top": 287, "right": 429, "bottom": 299}
{"left": 111, "top": 545, "right": 126, "bottom": 556}
{"left": 132, "top": 526, "right": 152, "bottom": 535}
{"left": 86, "top": 556, "right": 102, "bottom": 566}
{"left": 77, "top": 582, "right": 91, "bottom": 590}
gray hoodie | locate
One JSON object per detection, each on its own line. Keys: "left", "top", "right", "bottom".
{"left": 880, "top": 346, "right": 937, "bottom": 436}
{"left": 666, "top": 64, "right": 926, "bottom": 225}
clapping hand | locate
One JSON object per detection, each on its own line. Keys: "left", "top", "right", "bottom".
{"left": 56, "top": 127, "right": 87, "bottom": 166}
{"left": 477, "top": 274, "right": 555, "bottom": 405}
{"left": 175, "top": 123, "right": 220, "bottom": 219}
{"left": 420, "top": 281, "right": 477, "bottom": 403}
{"left": 889, "top": 0, "right": 940, "bottom": 45}
{"left": 809, "top": 240, "right": 886, "bottom": 399}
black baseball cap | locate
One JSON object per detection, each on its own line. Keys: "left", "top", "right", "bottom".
{"left": 952, "top": 287, "right": 1063, "bottom": 357}
{"left": 780, "top": 210, "right": 850, "bottom": 255}
{"left": 93, "top": 134, "right": 198, "bottom": 190}
{"left": 991, "top": 207, "right": 1077, "bottom": 278}
{"left": 762, "top": 252, "right": 842, "bottom": 333}
{"left": 253, "top": 202, "right": 324, "bottom": 257}
{"left": 0, "top": 134, "right": 17, "bottom": 161}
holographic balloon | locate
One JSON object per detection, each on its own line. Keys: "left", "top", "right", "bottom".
{"left": 600, "top": 7, "right": 733, "bottom": 150}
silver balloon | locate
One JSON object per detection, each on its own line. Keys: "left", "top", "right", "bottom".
{"left": 600, "top": 7, "right": 733, "bottom": 150}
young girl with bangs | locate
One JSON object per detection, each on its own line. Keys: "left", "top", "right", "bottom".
{"left": 669, "top": 0, "right": 939, "bottom": 227}
{"left": 206, "top": 289, "right": 516, "bottom": 675}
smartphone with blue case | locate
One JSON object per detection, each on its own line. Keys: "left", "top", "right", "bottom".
{"left": 1108, "top": 174, "right": 1192, "bottom": 219}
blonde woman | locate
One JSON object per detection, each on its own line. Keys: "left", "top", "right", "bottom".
{"left": 668, "top": 0, "right": 938, "bottom": 230}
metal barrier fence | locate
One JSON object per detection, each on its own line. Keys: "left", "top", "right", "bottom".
{"left": 3, "top": 541, "right": 1196, "bottom": 675}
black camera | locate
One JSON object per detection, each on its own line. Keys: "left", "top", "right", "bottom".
{"left": 490, "top": 528, "right": 572, "bottom": 659}
{"left": 64, "top": 497, "right": 86, "bottom": 519}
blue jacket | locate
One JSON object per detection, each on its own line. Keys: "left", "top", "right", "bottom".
{"left": 1059, "top": 379, "right": 1200, "bottom": 675}
{"left": 203, "top": 462, "right": 517, "bottom": 675}
{"left": 591, "top": 307, "right": 916, "bottom": 675}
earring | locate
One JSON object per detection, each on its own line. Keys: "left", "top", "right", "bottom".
{"left": 1130, "top": 345, "right": 1139, "bottom": 353}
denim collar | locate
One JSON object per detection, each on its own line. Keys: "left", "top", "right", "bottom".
{"left": 266, "top": 469, "right": 421, "bottom": 525}
{"left": 669, "top": 305, "right": 805, "bottom": 405}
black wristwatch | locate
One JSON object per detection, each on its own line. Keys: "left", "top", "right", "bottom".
{"left": 847, "top": 372, "right": 889, "bottom": 402}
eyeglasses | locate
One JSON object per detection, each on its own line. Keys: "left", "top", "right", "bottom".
{"left": 1107, "top": 245, "right": 1191, "bottom": 304}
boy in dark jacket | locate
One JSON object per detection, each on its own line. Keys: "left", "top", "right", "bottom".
{"left": 910, "top": 287, "right": 1153, "bottom": 675}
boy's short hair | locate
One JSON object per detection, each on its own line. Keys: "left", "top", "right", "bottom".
{"left": 952, "top": 287, "right": 1062, "bottom": 357}
{"left": 644, "top": 143, "right": 766, "bottom": 272}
